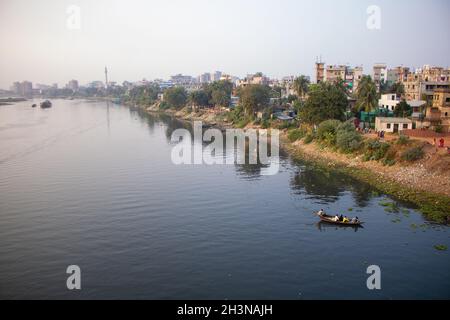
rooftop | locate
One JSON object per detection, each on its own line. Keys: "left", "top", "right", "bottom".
{"left": 376, "top": 117, "right": 413, "bottom": 124}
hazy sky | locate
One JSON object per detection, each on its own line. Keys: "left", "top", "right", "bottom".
{"left": 0, "top": 0, "right": 449, "bottom": 89}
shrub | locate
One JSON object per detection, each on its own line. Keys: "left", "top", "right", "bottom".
{"left": 303, "top": 134, "right": 314, "bottom": 144}
{"left": 364, "top": 139, "right": 390, "bottom": 161}
{"left": 336, "top": 130, "right": 362, "bottom": 153}
{"left": 435, "top": 125, "right": 443, "bottom": 133}
{"left": 401, "top": 146, "right": 424, "bottom": 162}
{"left": 396, "top": 135, "right": 410, "bottom": 145}
{"left": 288, "top": 128, "right": 306, "bottom": 142}
{"left": 317, "top": 120, "right": 341, "bottom": 145}
{"left": 337, "top": 121, "right": 356, "bottom": 133}
{"left": 261, "top": 119, "right": 270, "bottom": 129}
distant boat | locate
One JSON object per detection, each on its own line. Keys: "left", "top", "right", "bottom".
{"left": 40, "top": 100, "right": 52, "bottom": 109}
{"left": 31, "top": 104, "right": 37, "bottom": 108}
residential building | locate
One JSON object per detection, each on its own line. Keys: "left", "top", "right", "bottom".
{"left": 198, "top": 73, "right": 211, "bottom": 84}
{"left": 315, "top": 62, "right": 325, "bottom": 84}
{"left": 425, "top": 88, "right": 450, "bottom": 132}
{"left": 11, "top": 81, "right": 33, "bottom": 96}
{"left": 386, "top": 66, "right": 410, "bottom": 85}
{"left": 378, "top": 93, "right": 400, "bottom": 111}
{"left": 66, "top": 79, "right": 79, "bottom": 91}
{"left": 375, "top": 117, "right": 413, "bottom": 133}
{"left": 373, "top": 63, "right": 387, "bottom": 91}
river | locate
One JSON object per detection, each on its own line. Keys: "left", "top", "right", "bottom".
{"left": 0, "top": 99, "right": 449, "bottom": 299}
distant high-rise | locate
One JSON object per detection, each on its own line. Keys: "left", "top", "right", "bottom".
{"left": 105, "top": 66, "right": 109, "bottom": 89}
{"left": 315, "top": 62, "right": 325, "bottom": 84}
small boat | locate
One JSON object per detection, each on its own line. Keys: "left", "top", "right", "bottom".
{"left": 40, "top": 100, "right": 52, "bottom": 109}
{"left": 315, "top": 212, "right": 364, "bottom": 226}
{"left": 31, "top": 104, "right": 37, "bottom": 108}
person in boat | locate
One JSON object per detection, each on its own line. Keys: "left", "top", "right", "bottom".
{"left": 351, "top": 216, "right": 359, "bottom": 223}
{"left": 343, "top": 216, "right": 350, "bottom": 223}
{"left": 318, "top": 209, "right": 325, "bottom": 216}
{"left": 334, "top": 214, "right": 339, "bottom": 222}
{"left": 339, "top": 214, "right": 344, "bottom": 222}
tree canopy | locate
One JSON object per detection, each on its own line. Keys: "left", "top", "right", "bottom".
{"left": 299, "top": 82, "right": 348, "bottom": 124}
{"left": 355, "top": 75, "right": 378, "bottom": 112}
{"left": 293, "top": 75, "right": 310, "bottom": 98}
{"left": 393, "top": 100, "right": 412, "bottom": 117}
{"left": 164, "top": 86, "right": 187, "bottom": 109}
{"left": 238, "top": 84, "right": 271, "bottom": 116}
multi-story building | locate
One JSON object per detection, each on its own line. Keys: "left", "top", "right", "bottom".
{"left": 378, "top": 93, "right": 400, "bottom": 111}
{"left": 11, "top": 81, "right": 33, "bottom": 96}
{"left": 212, "top": 71, "right": 222, "bottom": 82}
{"left": 315, "top": 62, "right": 325, "bottom": 84}
{"left": 425, "top": 88, "right": 450, "bottom": 132}
{"left": 373, "top": 63, "right": 387, "bottom": 91}
{"left": 66, "top": 80, "right": 79, "bottom": 91}
{"left": 315, "top": 63, "right": 362, "bottom": 94}
{"left": 403, "top": 72, "right": 450, "bottom": 102}
{"left": 197, "top": 73, "right": 211, "bottom": 84}
{"left": 386, "top": 66, "right": 410, "bottom": 85}
{"left": 170, "top": 74, "right": 195, "bottom": 85}
{"left": 236, "top": 73, "right": 270, "bottom": 87}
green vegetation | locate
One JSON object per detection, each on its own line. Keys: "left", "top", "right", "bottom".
{"left": 396, "top": 134, "right": 410, "bottom": 145}
{"left": 238, "top": 84, "right": 271, "bottom": 116}
{"left": 164, "top": 86, "right": 188, "bottom": 109}
{"left": 434, "top": 245, "right": 448, "bottom": 251}
{"left": 288, "top": 128, "right": 307, "bottom": 142}
{"left": 299, "top": 82, "right": 348, "bottom": 124}
{"left": 393, "top": 100, "right": 412, "bottom": 117}
{"left": 364, "top": 139, "right": 390, "bottom": 161}
{"left": 401, "top": 146, "right": 424, "bottom": 162}
{"left": 293, "top": 75, "right": 310, "bottom": 99}
{"left": 355, "top": 76, "right": 378, "bottom": 112}
{"left": 189, "top": 90, "right": 209, "bottom": 108}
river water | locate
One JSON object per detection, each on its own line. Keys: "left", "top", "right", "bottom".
{"left": 0, "top": 99, "right": 449, "bottom": 299}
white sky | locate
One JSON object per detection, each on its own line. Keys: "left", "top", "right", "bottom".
{"left": 0, "top": 0, "right": 449, "bottom": 89}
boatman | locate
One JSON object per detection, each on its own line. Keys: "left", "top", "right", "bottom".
{"left": 318, "top": 209, "right": 325, "bottom": 216}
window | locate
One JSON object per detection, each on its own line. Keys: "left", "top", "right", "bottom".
{"left": 403, "top": 124, "right": 408, "bottom": 129}
{"left": 387, "top": 124, "right": 391, "bottom": 129}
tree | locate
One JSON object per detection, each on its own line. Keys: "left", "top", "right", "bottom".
{"left": 293, "top": 75, "right": 310, "bottom": 99}
{"left": 205, "top": 80, "right": 233, "bottom": 108}
{"left": 355, "top": 75, "right": 378, "bottom": 112}
{"left": 393, "top": 100, "right": 412, "bottom": 117}
{"left": 390, "top": 82, "right": 405, "bottom": 96}
{"left": 189, "top": 90, "right": 209, "bottom": 108}
{"left": 164, "top": 86, "right": 187, "bottom": 109}
{"left": 238, "top": 84, "right": 271, "bottom": 117}
{"left": 299, "top": 82, "right": 348, "bottom": 125}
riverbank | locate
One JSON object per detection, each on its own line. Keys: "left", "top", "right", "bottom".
{"left": 141, "top": 104, "right": 450, "bottom": 223}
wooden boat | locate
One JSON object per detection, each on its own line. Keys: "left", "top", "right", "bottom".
{"left": 315, "top": 212, "right": 364, "bottom": 226}
{"left": 40, "top": 100, "right": 52, "bottom": 109}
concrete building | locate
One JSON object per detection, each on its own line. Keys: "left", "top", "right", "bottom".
{"left": 387, "top": 66, "right": 410, "bottom": 85}
{"left": 315, "top": 62, "right": 325, "bottom": 84}
{"left": 425, "top": 88, "right": 450, "bottom": 132}
{"left": 373, "top": 63, "right": 387, "bottom": 92}
{"left": 198, "top": 73, "right": 211, "bottom": 84}
{"left": 66, "top": 79, "right": 79, "bottom": 91}
{"left": 375, "top": 117, "right": 413, "bottom": 133}
{"left": 378, "top": 93, "right": 400, "bottom": 111}
{"left": 11, "top": 81, "right": 33, "bottom": 96}
{"left": 325, "top": 65, "right": 346, "bottom": 84}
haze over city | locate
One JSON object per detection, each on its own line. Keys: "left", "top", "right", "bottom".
{"left": 1, "top": 0, "right": 449, "bottom": 89}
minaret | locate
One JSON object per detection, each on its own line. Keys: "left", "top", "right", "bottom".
{"left": 104, "top": 66, "right": 109, "bottom": 89}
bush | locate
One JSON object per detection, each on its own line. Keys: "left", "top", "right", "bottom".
{"left": 261, "top": 119, "right": 271, "bottom": 129}
{"left": 336, "top": 129, "right": 362, "bottom": 153}
{"left": 364, "top": 139, "right": 390, "bottom": 161}
{"left": 396, "top": 135, "right": 410, "bottom": 145}
{"left": 288, "top": 128, "right": 306, "bottom": 142}
{"left": 303, "top": 134, "right": 314, "bottom": 144}
{"left": 401, "top": 146, "right": 424, "bottom": 162}
{"left": 317, "top": 120, "right": 341, "bottom": 145}
{"left": 435, "top": 125, "right": 443, "bottom": 133}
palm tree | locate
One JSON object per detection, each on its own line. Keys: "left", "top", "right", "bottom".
{"left": 355, "top": 75, "right": 378, "bottom": 112}
{"left": 293, "top": 75, "right": 310, "bottom": 99}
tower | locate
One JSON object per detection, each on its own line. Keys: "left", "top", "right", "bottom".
{"left": 315, "top": 57, "right": 325, "bottom": 84}
{"left": 104, "top": 66, "right": 109, "bottom": 89}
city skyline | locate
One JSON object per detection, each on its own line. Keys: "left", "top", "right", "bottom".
{"left": 1, "top": 0, "right": 450, "bottom": 89}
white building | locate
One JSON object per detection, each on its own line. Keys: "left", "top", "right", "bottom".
{"left": 375, "top": 117, "right": 413, "bottom": 133}
{"left": 378, "top": 93, "right": 400, "bottom": 111}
